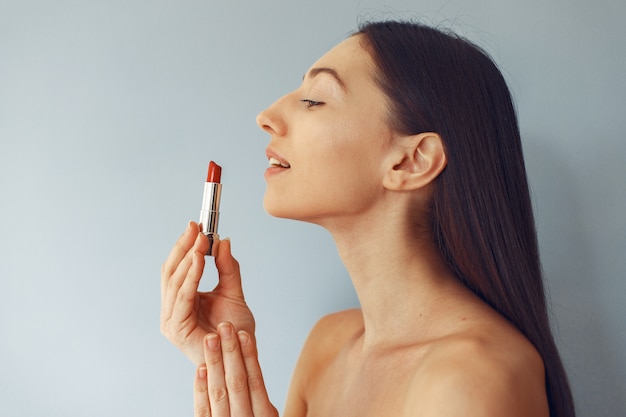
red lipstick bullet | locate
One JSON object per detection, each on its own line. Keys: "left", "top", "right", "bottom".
{"left": 199, "top": 161, "right": 222, "bottom": 256}
{"left": 206, "top": 161, "right": 222, "bottom": 183}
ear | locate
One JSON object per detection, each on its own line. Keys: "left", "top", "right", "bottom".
{"left": 382, "top": 132, "right": 447, "bottom": 191}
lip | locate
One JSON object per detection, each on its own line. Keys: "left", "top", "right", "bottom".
{"left": 265, "top": 147, "right": 290, "bottom": 166}
{"left": 265, "top": 147, "right": 291, "bottom": 169}
{"left": 265, "top": 147, "right": 291, "bottom": 178}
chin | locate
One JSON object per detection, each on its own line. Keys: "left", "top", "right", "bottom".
{"left": 263, "top": 193, "right": 318, "bottom": 222}
{"left": 263, "top": 194, "right": 290, "bottom": 219}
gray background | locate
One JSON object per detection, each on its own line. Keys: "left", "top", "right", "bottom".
{"left": 1, "top": 0, "right": 624, "bottom": 416}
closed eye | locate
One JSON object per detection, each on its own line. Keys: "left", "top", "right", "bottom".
{"left": 300, "top": 99, "right": 323, "bottom": 108}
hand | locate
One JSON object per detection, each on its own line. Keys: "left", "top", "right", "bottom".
{"left": 161, "top": 222, "right": 255, "bottom": 365}
{"left": 194, "top": 322, "right": 278, "bottom": 417}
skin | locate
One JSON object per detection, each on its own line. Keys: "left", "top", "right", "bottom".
{"left": 161, "top": 35, "right": 550, "bottom": 416}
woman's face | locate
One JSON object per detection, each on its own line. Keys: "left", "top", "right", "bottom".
{"left": 256, "top": 35, "right": 396, "bottom": 227}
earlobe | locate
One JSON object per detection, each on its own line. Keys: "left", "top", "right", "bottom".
{"left": 383, "top": 132, "right": 447, "bottom": 191}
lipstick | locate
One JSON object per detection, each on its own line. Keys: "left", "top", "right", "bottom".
{"left": 199, "top": 161, "right": 222, "bottom": 256}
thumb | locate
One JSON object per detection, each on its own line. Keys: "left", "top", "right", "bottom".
{"left": 214, "top": 238, "right": 245, "bottom": 299}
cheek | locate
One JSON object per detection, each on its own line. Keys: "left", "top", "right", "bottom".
{"left": 307, "top": 140, "right": 384, "bottom": 211}
{"left": 306, "top": 112, "right": 387, "bottom": 183}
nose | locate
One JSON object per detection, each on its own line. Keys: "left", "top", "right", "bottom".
{"left": 256, "top": 95, "right": 288, "bottom": 137}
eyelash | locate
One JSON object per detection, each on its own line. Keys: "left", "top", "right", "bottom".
{"left": 300, "top": 99, "right": 323, "bottom": 108}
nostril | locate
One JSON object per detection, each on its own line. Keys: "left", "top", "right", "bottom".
{"left": 260, "top": 122, "right": 275, "bottom": 135}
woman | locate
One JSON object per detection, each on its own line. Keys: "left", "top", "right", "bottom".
{"left": 161, "top": 21, "right": 576, "bottom": 416}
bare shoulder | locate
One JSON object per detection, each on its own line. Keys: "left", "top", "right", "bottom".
{"left": 283, "top": 309, "right": 363, "bottom": 417}
{"left": 406, "top": 328, "right": 549, "bottom": 417}
{"left": 297, "top": 308, "right": 363, "bottom": 368}
{"left": 308, "top": 308, "right": 364, "bottom": 342}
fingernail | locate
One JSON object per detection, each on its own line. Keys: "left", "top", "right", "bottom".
{"left": 218, "top": 322, "right": 233, "bottom": 338}
{"left": 206, "top": 333, "right": 219, "bottom": 350}
{"left": 237, "top": 330, "right": 249, "bottom": 345}
{"left": 198, "top": 365, "right": 207, "bottom": 379}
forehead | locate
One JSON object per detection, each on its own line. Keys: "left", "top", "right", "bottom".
{"left": 308, "top": 35, "right": 375, "bottom": 87}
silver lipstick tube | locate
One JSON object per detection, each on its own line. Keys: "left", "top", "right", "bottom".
{"left": 199, "top": 182, "right": 222, "bottom": 256}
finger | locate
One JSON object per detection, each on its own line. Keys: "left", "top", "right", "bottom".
{"left": 218, "top": 322, "right": 253, "bottom": 417}
{"left": 168, "top": 234, "right": 208, "bottom": 324}
{"left": 204, "top": 333, "right": 230, "bottom": 416}
{"left": 194, "top": 365, "right": 211, "bottom": 417}
{"left": 162, "top": 232, "right": 206, "bottom": 320}
{"left": 213, "top": 239, "right": 245, "bottom": 300}
{"left": 238, "top": 330, "right": 276, "bottom": 416}
{"left": 161, "top": 221, "right": 198, "bottom": 303}
{"left": 171, "top": 233, "right": 208, "bottom": 312}
{"left": 167, "top": 227, "right": 209, "bottom": 292}
{"left": 161, "top": 221, "right": 197, "bottom": 282}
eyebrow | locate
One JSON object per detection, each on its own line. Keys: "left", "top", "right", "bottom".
{"left": 303, "top": 67, "right": 347, "bottom": 91}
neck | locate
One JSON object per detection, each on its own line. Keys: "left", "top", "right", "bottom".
{"left": 325, "top": 211, "right": 467, "bottom": 350}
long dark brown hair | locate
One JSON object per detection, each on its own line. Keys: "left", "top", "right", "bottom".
{"left": 357, "top": 21, "right": 575, "bottom": 416}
